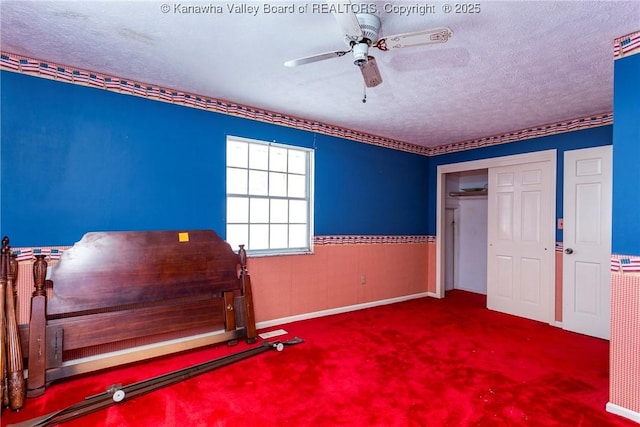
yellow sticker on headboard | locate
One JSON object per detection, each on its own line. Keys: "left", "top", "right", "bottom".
{"left": 178, "top": 232, "right": 189, "bottom": 242}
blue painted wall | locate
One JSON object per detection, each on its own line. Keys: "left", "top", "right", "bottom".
{"left": 0, "top": 70, "right": 624, "bottom": 249}
{"left": 0, "top": 71, "right": 430, "bottom": 246}
{"left": 612, "top": 53, "right": 640, "bottom": 256}
{"left": 426, "top": 125, "right": 614, "bottom": 240}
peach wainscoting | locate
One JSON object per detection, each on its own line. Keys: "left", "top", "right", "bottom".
{"left": 249, "top": 239, "right": 432, "bottom": 324}
{"left": 608, "top": 269, "right": 640, "bottom": 422}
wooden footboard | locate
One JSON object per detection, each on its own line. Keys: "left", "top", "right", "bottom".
{"left": 23, "top": 230, "right": 257, "bottom": 397}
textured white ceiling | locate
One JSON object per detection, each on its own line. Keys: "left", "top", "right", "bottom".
{"left": 1, "top": 0, "right": 638, "bottom": 148}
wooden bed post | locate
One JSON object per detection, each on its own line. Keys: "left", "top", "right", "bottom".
{"left": 1, "top": 237, "right": 7, "bottom": 407}
{"left": 2, "top": 237, "right": 26, "bottom": 409}
{"left": 26, "top": 254, "right": 48, "bottom": 397}
{"left": 239, "top": 245, "right": 257, "bottom": 343}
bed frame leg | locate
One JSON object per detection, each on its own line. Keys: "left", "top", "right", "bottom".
{"left": 26, "top": 295, "right": 46, "bottom": 397}
{"left": 223, "top": 291, "right": 238, "bottom": 346}
{"left": 238, "top": 245, "right": 257, "bottom": 344}
{"left": 26, "top": 256, "right": 49, "bottom": 398}
{"left": 242, "top": 276, "right": 257, "bottom": 344}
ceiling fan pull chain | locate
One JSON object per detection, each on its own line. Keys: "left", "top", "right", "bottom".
{"left": 362, "top": 83, "right": 367, "bottom": 103}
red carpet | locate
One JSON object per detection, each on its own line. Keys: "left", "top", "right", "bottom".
{"left": 2, "top": 290, "right": 636, "bottom": 426}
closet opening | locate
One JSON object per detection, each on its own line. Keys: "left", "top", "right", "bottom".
{"left": 443, "top": 169, "right": 488, "bottom": 295}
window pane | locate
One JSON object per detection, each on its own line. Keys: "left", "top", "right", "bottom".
{"left": 249, "top": 170, "right": 268, "bottom": 195}
{"left": 289, "top": 150, "right": 306, "bottom": 174}
{"left": 269, "top": 172, "right": 287, "bottom": 197}
{"left": 227, "top": 140, "right": 248, "bottom": 168}
{"left": 227, "top": 167, "right": 247, "bottom": 195}
{"left": 269, "top": 146, "right": 287, "bottom": 172}
{"left": 227, "top": 136, "right": 312, "bottom": 254}
{"left": 270, "top": 224, "right": 288, "bottom": 249}
{"left": 271, "top": 199, "right": 288, "bottom": 223}
{"left": 250, "top": 198, "right": 269, "bottom": 223}
{"left": 249, "top": 224, "right": 269, "bottom": 250}
{"left": 289, "top": 224, "right": 308, "bottom": 248}
{"left": 226, "top": 224, "right": 248, "bottom": 251}
{"left": 249, "top": 143, "right": 269, "bottom": 170}
{"left": 289, "top": 200, "right": 307, "bottom": 223}
{"left": 288, "top": 174, "right": 306, "bottom": 198}
{"left": 227, "top": 197, "right": 248, "bottom": 222}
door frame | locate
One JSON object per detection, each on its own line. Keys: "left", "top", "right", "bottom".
{"left": 435, "top": 150, "right": 557, "bottom": 322}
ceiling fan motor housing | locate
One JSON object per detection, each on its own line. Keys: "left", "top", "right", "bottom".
{"left": 356, "top": 13, "right": 381, "bottom": 44}
{"left": 351, "top": 14, "right": 381, "bottom": 66}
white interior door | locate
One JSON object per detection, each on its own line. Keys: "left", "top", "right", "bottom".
{"left": 563, "top": 146, "right": 612, "bottom": 340}
{"left": 487, "top": 161, "right": 555, "bottom": 323}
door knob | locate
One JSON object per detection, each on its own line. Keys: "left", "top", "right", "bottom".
{"left": 565, "top": 248, "right": 574, "bottom": 254}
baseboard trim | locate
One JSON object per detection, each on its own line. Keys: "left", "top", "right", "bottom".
{"left": 606, "top": 402, "right": 640, "bottom": 423}
{"left": 256, "top": 292, "right": 431, "bottom": 330}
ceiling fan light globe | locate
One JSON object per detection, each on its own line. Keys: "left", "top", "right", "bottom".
{"left": 352, "top": 42, "right": 369, "bottom": 66}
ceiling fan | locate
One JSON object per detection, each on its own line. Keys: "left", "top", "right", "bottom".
{"left": 284, "top": 1, "right": 453, "bottom": 89}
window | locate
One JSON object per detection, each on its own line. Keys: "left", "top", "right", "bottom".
{"left": 226, "top": 136, "right": 314, "bottom": 255}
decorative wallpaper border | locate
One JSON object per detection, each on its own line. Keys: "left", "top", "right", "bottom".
{"left": 14, "top": 240, "right": 638, "bottom": 273}
{"left": 13, "top": 247, "right": 67, "bottom": 262}
{"left": 611, "top": 254, "right": 640, "bottom": 274}
{"left": 0, "top": 51, "right": 612, "bottom": 158}
{"left": 427, "top": 114, "right": 612, "bottom": 156}
{"left": 614, "top": 31, "right": 640, "bottom": 59}
{"left": 314, "top": 235, "right": 434, "bottom": 245}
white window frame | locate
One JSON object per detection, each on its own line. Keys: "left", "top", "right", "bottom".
{"left": 226, "top": 135, "right": 314, "bottom": 256}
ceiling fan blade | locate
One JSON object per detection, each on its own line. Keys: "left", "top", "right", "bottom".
{"left": 360, "top": 56, "right": 382, "bottom": 88}
{"left": 327, "top": 0, "right": 363, "bottom": 41}
{"left": 375, "top": 27, "right": 453, "bottom": 51}
{"left": 284, "top": 49, "right": 351, "bottom": 67}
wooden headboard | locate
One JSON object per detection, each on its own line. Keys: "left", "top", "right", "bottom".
{"left": 24, "top": 230, "right": 257, "bottom": 397}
